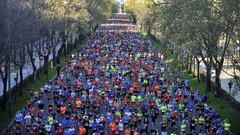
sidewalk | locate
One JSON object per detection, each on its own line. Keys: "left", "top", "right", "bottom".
{"left": 0, "top": 43, "right": 61, "bottom": 96}
{"left": 197, "top": 61, "right": 240, "bottom": 102}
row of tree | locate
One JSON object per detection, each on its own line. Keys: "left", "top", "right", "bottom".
{"left": 0, "top": 0, "right": 117, "bottom": 110}
{"left": 124, "top": 0, "right": 240, "bottom": 98}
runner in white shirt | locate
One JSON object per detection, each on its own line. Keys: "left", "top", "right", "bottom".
{"left": 69, "top": 126, "right": 75, "bottom": 134}
{"left": 71, "top": 91, "right": 76, "bottom": 98}
{"left": 119, "top": 120, "right": 124, "bottom": 132}
{"left": 44, "top": 123, "right": 52, "bottom": 134}
{"left": 24, "top": 113, "right": 32, "bottom": 125}
{"left": 124, "top": 111, "right": 132, "bottom": 117}
{"left": 60, "top": 72, "right": 64, "bottom": 80}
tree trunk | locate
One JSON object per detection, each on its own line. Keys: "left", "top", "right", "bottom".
{"left": 57, "top": 43, "right": 65, "bottom": 63}
{"left": 2, "top": 76, "right": 8, "bottom": 110}
{"left": 132, "top": 15, "right": 137, "bottom": 24}
{"left": 78, "top": 32, "right": 82, "bottom": 42}
{"left": 74, "top": 38, "right": 77, "bottom": 49}
{"left": 68, "top": 43, "right": 72, "bottom": 53}
{"left": 64, "top": 42, "right": 67, "bottom": 57}
{"left": 27, "top": 44, "right": 37, "bottom": 81}
{"left": 193, "top": 57, "right": 196, "bottom": 76}
{"left": 181, "top": 52, "right": 184, "bottom": 68}
{"left": 68, "top": 38, "right": 71, "bottom": 53}
{"left": 1, "top": 59, "right": 9, "bottom": 110}
{"left": 215, "top": 70, "right": 221, "bottom": 97}
{"left": 197, "top": 60, "right": 200, "bottom": 82}
{"left": 186, "top": 53, "right": 189, "bottom": 70}
{"left": 8, "top": 65, "right": 12, "bottom": 116}
{"left": 189, "top": 55, "right": 193, "bottom": 73}
{"left": 33, "top": 65, "right": 37, "bottom": 81}
{"left": 8, "top": 64, "right": 11, "bottom": 95}
{"left": 39, "top": 39, "right": 45, "bottom": 70}
{"left": 205, "top": 65, "right": 212, "bottom": 97}
{"left": 38, "top": 54, "right": 42, "bottom": 71}
{"left": 44, "top": 55, "right": 49, "bottom": 80}
{"left": 19, "top": 66, "right": 23, "bottom": 96}
{"left": 52, "top": 47, "right": 56, "bottom": 66}
{"left": 8, "top": 61, "right": 13, "bottom": 105}
{"left": 147, "top": 24, "right": 151, "bottom": 36}
{"left": 70, "top": 36, "right": 74, "bottom": 51}
{"left": 51, "top": 38, "right": 57, "bottom": 66}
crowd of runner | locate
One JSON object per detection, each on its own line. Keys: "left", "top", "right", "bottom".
{"left": 107, "top": 19, "right": 132, "bottom": 24}
{"left": 96, "top": 25, "right": 139, "bottom": 33}
{"left": 3, "top": 13, "right": 231, "bottom": 135}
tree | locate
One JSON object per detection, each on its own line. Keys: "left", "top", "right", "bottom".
{"left": 0, "top": 0, "right": 118, "bottom": 111}
{"left": 148, "top": 0, "right": 240, "bottom": 98}
{"left": 87, "top": 0, "right": 117, "bottom": 31}
{"left": 124, "top": 0, "right": 152, "bottom": 28}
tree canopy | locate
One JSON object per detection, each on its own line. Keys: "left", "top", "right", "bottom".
{"left": 0, "top": 0, "right": 117, "bottom": 110}
{"left": 124, "top": 0, "right": 240, "bottom": 97}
